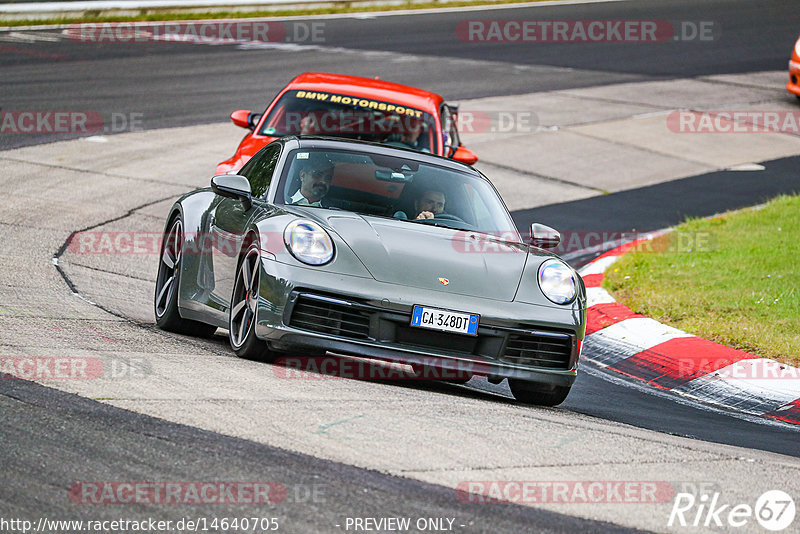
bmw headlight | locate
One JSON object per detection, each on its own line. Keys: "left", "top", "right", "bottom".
{"left": 538, "top": 259, "right": 577, "bottom": 304}
{"left": 283, "top": 220, "right": 334, "bottom": 265}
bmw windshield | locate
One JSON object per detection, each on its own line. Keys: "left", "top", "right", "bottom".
{"left": 259, "top": 90, "right": 439, "bottom": 154}
{"left": 276, "top": 148, "right": 519, "bottom": 238}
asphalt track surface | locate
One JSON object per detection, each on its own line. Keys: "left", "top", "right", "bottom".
{"left": 1, "top": 378, "right": 637, "bottom": 534}
{"left": 3, "top": 0, "right": 800, "bottom": 532}
{"left": 1, "top": 0, "right": 799, "bottom": 149}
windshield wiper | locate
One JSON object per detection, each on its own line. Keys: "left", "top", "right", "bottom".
{"left": 411, "top": 219, "right": 457, "bottom": 230}
{"left": 291, "top": 204, "right": 344, "bottom": 210}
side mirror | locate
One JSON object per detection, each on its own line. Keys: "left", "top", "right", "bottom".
{"left": 529, "top": 223, "right": 561, "bottom": 249}
{"left": 230, "top": 110, "right": 261, "bottom": 130}
{"left": 211, "top": 174, "right": 252, "bottom": 211}
{"left": 452, "top": 146, "right": 478, "bottom": 165}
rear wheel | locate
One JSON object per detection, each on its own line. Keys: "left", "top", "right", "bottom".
{"left": 229, "top": 241, "right": 273, "bottom": 361}
{"left": 154, "top": 216, "right": 217, "bottom": 337}
{"left": 508, "top": 379, "right": 571, "bottom": 406}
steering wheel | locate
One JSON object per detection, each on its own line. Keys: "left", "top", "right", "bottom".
{"left": 432, "top": 213, "right": 465, "bottom": 222}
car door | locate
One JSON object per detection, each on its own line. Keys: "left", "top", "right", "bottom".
{"left": 208, "top": 143, "right": 282, "bottom": 311}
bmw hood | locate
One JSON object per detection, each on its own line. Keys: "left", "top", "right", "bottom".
{"left": 324, "top": 214, "right": 529, "bottom": 301}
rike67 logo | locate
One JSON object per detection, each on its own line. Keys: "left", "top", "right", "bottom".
{"left": 669, "top": 490, "right": 795, "bottom": 531}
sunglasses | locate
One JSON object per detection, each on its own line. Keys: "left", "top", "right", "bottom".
{"left": 308, "top": 168, "right": 334, "bottom": 180}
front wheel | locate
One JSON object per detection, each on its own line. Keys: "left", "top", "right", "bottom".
{"left": 154, "top": 216, "right": 217, "bottom": 337}
{"left": 508, "top": 379, "right": 571, "bottom": 406}
{"left": 229, "top": 241, "right": 273, "bottom": 361}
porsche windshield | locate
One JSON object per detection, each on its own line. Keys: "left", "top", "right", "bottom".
{"left": 259, "top": 90, "right": 439, "bottom": 153}
{"left": 277, "top": 149, "right": 519, "bottom": 236}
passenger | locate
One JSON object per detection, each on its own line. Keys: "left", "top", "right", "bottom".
{"left": 299, "top": 114, "right": 320, "bottom": 135}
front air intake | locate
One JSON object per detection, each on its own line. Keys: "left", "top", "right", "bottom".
{"left": 500, "top": 332, "right": 572, "bottom": 369}
{"left": 288, "top": 294, "right": 371, "bottom": 340}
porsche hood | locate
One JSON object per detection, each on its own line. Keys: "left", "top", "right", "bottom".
{"left": 323, "top": 214, "right": 529, "bottom": 301}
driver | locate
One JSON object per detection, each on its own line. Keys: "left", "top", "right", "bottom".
{"left": 386, "top": 118, "right": 429, "bottom": 153}
{"left": 290, "top": 153, "right": 334, "bottom": 206}
{"left": 413, "top": 189, "right": 446, "bottom": 220}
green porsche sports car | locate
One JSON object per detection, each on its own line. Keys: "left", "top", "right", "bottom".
{"left": 154, "top": 136, "right": 586, "bottom": 406}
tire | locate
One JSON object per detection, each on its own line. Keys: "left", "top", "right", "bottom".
{"left": 508, "top": 379, "right": 571, "bottom": 406}
{"left": 154, "top": 216, "right": 217, "bottom": 337}
{"left": 229, "top": 240, "right": 273, "bottom": 361}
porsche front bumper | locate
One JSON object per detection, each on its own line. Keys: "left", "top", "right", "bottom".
{"left": 254, "top": 257, "right": 585, "bottom": 386}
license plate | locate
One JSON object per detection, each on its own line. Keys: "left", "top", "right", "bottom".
{"left": 410, "top": 305, "right": 479, "bottom": 336}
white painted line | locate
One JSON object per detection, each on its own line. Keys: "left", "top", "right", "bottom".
{"left": 0, "top": 31, "right": 63, "bottom": 42}
{"left": 578, "top": 254, "right": 619, "bottom": 276}
{"left": 630, "top": 110, "right": 673, "bottom": 120}
{"left": 712, "top": 358, "right": 800, "bottom": 382}
{"left": 727, "top": 163, "right": 766, "bottom": 171}
{"left": 583, "top": 319, "right": 692, "bottom": 369}
{"left": 585, "top": 286, "right": 616, "bottom": 306}
{"left": 588, "top": 317, "right": 693, "bottom": 353}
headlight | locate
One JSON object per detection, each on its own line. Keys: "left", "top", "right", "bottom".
{"left": 283, "top": 220, "right": 334, "bottom": 265}
{"left": 538, "top": 259, "right": 577, "bottom": 304}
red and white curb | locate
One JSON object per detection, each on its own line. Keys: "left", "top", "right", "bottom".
{"left": 578, "top": 234, "right": 800, "bottom": 426}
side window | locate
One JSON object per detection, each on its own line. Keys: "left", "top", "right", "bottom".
{"left": 241, "top": 144, "right": 280, "bottom": 198}
{"left": 463, "top": 183, "right": 490, "bottom": 228}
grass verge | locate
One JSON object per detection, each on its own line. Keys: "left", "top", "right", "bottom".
{"left": 603, "top": 194, "right": 800, "bottom": 368}
{"left": 1, "top": 0, "right": 546, "bottom": 27}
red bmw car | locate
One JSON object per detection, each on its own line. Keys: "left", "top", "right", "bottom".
{"left": 216, "top": 72, "right": 478, "bottom": 174}
{"left": 787, "top": 36, "right": 800, "bottom": 99}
